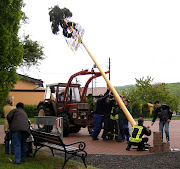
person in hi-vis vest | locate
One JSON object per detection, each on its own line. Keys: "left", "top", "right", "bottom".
{"left": 126, "top": 117, "right": 151, "bottom": 151}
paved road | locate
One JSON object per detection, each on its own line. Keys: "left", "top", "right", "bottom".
{"left": 0, "top": 120, "right": 179, "bottom": 155}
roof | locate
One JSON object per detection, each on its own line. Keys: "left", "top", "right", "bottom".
{"left": 86, "top": 87, "right": 108, "bottom": 96}
{"left": 18, "top": 74, "right": 43, "bottom": 87}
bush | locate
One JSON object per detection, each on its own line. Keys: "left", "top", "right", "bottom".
{"left": 0, "top": 105, "right": 37, "bottom": 118}
{"left": 0, "top": 106, "right": 4, "bottom": 118}
{"left": 24, "top": 105, "right": 37, "bottom": 117}
{"left": 86, "top": 96, "right": 96, "bottom": 112}
{"left": 142, "top": 103, "right": 150, "bottom": 117}
{"left": 132, "top": 102, "right": 141, "bottom": 118}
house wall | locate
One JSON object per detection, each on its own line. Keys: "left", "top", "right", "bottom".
{"left": 9, "top": 79, "right": 45, "bottom": 105}
{"left": 9, "top": 91, "right": 44, "bottom": 105}
{"left": 14, "top": 79, "right": 36, "bottom": 90}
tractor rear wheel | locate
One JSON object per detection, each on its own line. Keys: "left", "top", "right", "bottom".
{"left": 37, "top": 105, "right": 53, "bottom": 133}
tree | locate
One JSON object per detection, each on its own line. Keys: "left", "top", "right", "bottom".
{"left": 0, "top": 0, "right": 24, "bottom": 106}
{"left": 0, "top": 1, "right": 45, "bottom": 110}
{"left": 117, "top": 76, "right": 179, "bottom": 112}
{"left": 20, "top": 35, "right": 44, "bottom": 68}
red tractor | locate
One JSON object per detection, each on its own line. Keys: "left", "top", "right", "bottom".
{"left": 37, "top": 69, "right": 109, "bottom": 136}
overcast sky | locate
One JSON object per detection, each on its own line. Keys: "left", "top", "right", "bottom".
{"left": 18, "top": 0, "right": 180, "bottom": 87}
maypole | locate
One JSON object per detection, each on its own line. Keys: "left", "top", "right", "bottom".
{"left": 49, "top": 5, "right": 136, "bottom": 126}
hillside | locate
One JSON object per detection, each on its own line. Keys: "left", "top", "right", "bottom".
{"left": 166, "top": 83, "right": 180, "bottom": 99}
{"left": 115, "top": 83, "right": 180, "bottom": 99}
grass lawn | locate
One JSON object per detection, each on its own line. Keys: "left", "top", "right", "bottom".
{"left": 0, "top": 144, "right": 94, "bottom": 169}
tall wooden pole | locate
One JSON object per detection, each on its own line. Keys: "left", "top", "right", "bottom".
{"left": 82, "top": 41, "right": 136, "bottom": 126}
{"left": 64, "top": 20, "right": 136, "bottom": 126}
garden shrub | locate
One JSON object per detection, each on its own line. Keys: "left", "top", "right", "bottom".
{"left": 132, "top": 102, "right": 141, "bottom": 118}
{"left": 24, "top": 105, "right": 37, "bottom": 117}
{"left": 142, "top": 103, "right": 150, "bottom": 117}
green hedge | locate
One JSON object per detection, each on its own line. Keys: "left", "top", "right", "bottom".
{"left": 132, "top": 102, "right": 141, "bottom": 118}
{"left": 142, "top": 103, "right": 150, "bottom": 117}
{"left": 0, "top": 105, "right": 37, "bottom": 118}
{"left": 24, "top": 105, "right": 38, "bottom": 117}
{"left": 0, "top": 106, "right": 3, "bottom": 118}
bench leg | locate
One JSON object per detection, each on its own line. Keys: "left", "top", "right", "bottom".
{"left": 33, "top": 146, "right": 43, "bottom": 157}
{"left": 61, "top": 152, "right": 67, "bottom": 169}
{"left": 62, "top": 151, "right": 87, "bottom": 169}
{"left": 81, "top": 151, "right": 87, "bottom": 168}
{"left": 50, "top": 148, "right": 54, "bottom": 156}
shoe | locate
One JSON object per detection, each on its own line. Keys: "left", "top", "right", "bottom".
{"left": 108, "top": 136, "right": 113, "bottom": 140}
{"left": 126, "top": 147, "right": 130, "bottom": 151}
{"left": 26, "top": 154, "right": 32, "bottom": 157}
{"left": 92, "top": 136, "right": 99, "bottom": 140}
{"left": 103, "top": 138, "right": 108, "bottom": 141}
{"left": 137, "top": 148, "right": 145, "bottom": 151}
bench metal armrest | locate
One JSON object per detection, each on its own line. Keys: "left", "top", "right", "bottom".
{"left": 65, "top": 141, "right": 86, "bottom": 151}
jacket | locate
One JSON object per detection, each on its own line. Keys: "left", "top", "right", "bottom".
{"left": 110, "top": 105, "right": 119, "bottom": 120}
{"left": 95, "top": 89, "right": 110, "bottom": 116}
{"left": 3, "top": 104, "right": 16, "bottom": 132}
{"left": 129, "top": 125, "right": 151, "bottom": 143}
{"left": 152, "top": 104, "right": 172, "bottom": 122}
{"left": 7, "top": 108, "right": 30, "bottom": 134}
{"left": 118, "top": 105, "right": 132, "bottom": 124}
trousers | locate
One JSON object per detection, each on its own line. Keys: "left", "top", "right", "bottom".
{"left": 159, "top": 121, "right": 170, "bottom": 142}
{"left": 12, "top": 131, "right": 29, "bottom": 163}
{"left": 91, "top": 114, "right": 103, "bottom": 137}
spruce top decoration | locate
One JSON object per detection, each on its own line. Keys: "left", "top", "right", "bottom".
{"left": 49, "top": 5, "right": 84, "bottom": 51}
{"left": 49, "top": 6, "right": 72, "bottom": 34}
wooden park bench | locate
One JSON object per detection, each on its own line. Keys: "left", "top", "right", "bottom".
{"left": 31, "top": 129, "right": 87, "bottom": 169}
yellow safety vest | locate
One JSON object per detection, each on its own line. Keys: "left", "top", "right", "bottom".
{"left": 110, "top": 107, "right": 118, "bottom": 120}
{"left": 129, "top": 125, "right": 143, "bottom": 143}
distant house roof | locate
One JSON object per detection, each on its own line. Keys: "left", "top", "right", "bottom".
{"left": 18, "top": 74, "right": 44, "bottom": 87}
{"left": 86, "top": 87, "right": 108, "bottom": 96}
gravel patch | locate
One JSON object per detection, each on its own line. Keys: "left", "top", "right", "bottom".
{"left": 64, "top": 151, "right": 180, "bottom": 169}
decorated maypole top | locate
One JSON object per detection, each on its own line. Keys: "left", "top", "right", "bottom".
{"left": 49, "top": 6, "right": 84, "bottom": 52}
{"left": 49, "top": 5, "right": 136, "bottom": 126}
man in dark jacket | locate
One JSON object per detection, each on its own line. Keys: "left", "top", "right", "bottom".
{"left": 126, "top": 117, "right": 151, "bottom": 151}
{"left": 91, "top": 89, "right": 110, "bottom": 140}
{"left": 7, "top": 102, "right": 30, "bottom": 164}
{"left": 102, "top": 91, "right": 116, "bottom": 141}
{"left": 151, "top": 100, "right": 172, "bottom": 143}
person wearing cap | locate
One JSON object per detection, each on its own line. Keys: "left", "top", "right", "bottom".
{"left": 118, "top": 97, "right": 132, "bottom": 142}
{"left": 151, "top": 100, "right": 172, "bottom": 143}
{"left": 91, "top": 89, "right": 110, "bottom": 140}
{"left": 126, "top": 117, "right": 151, "bottom": 151}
